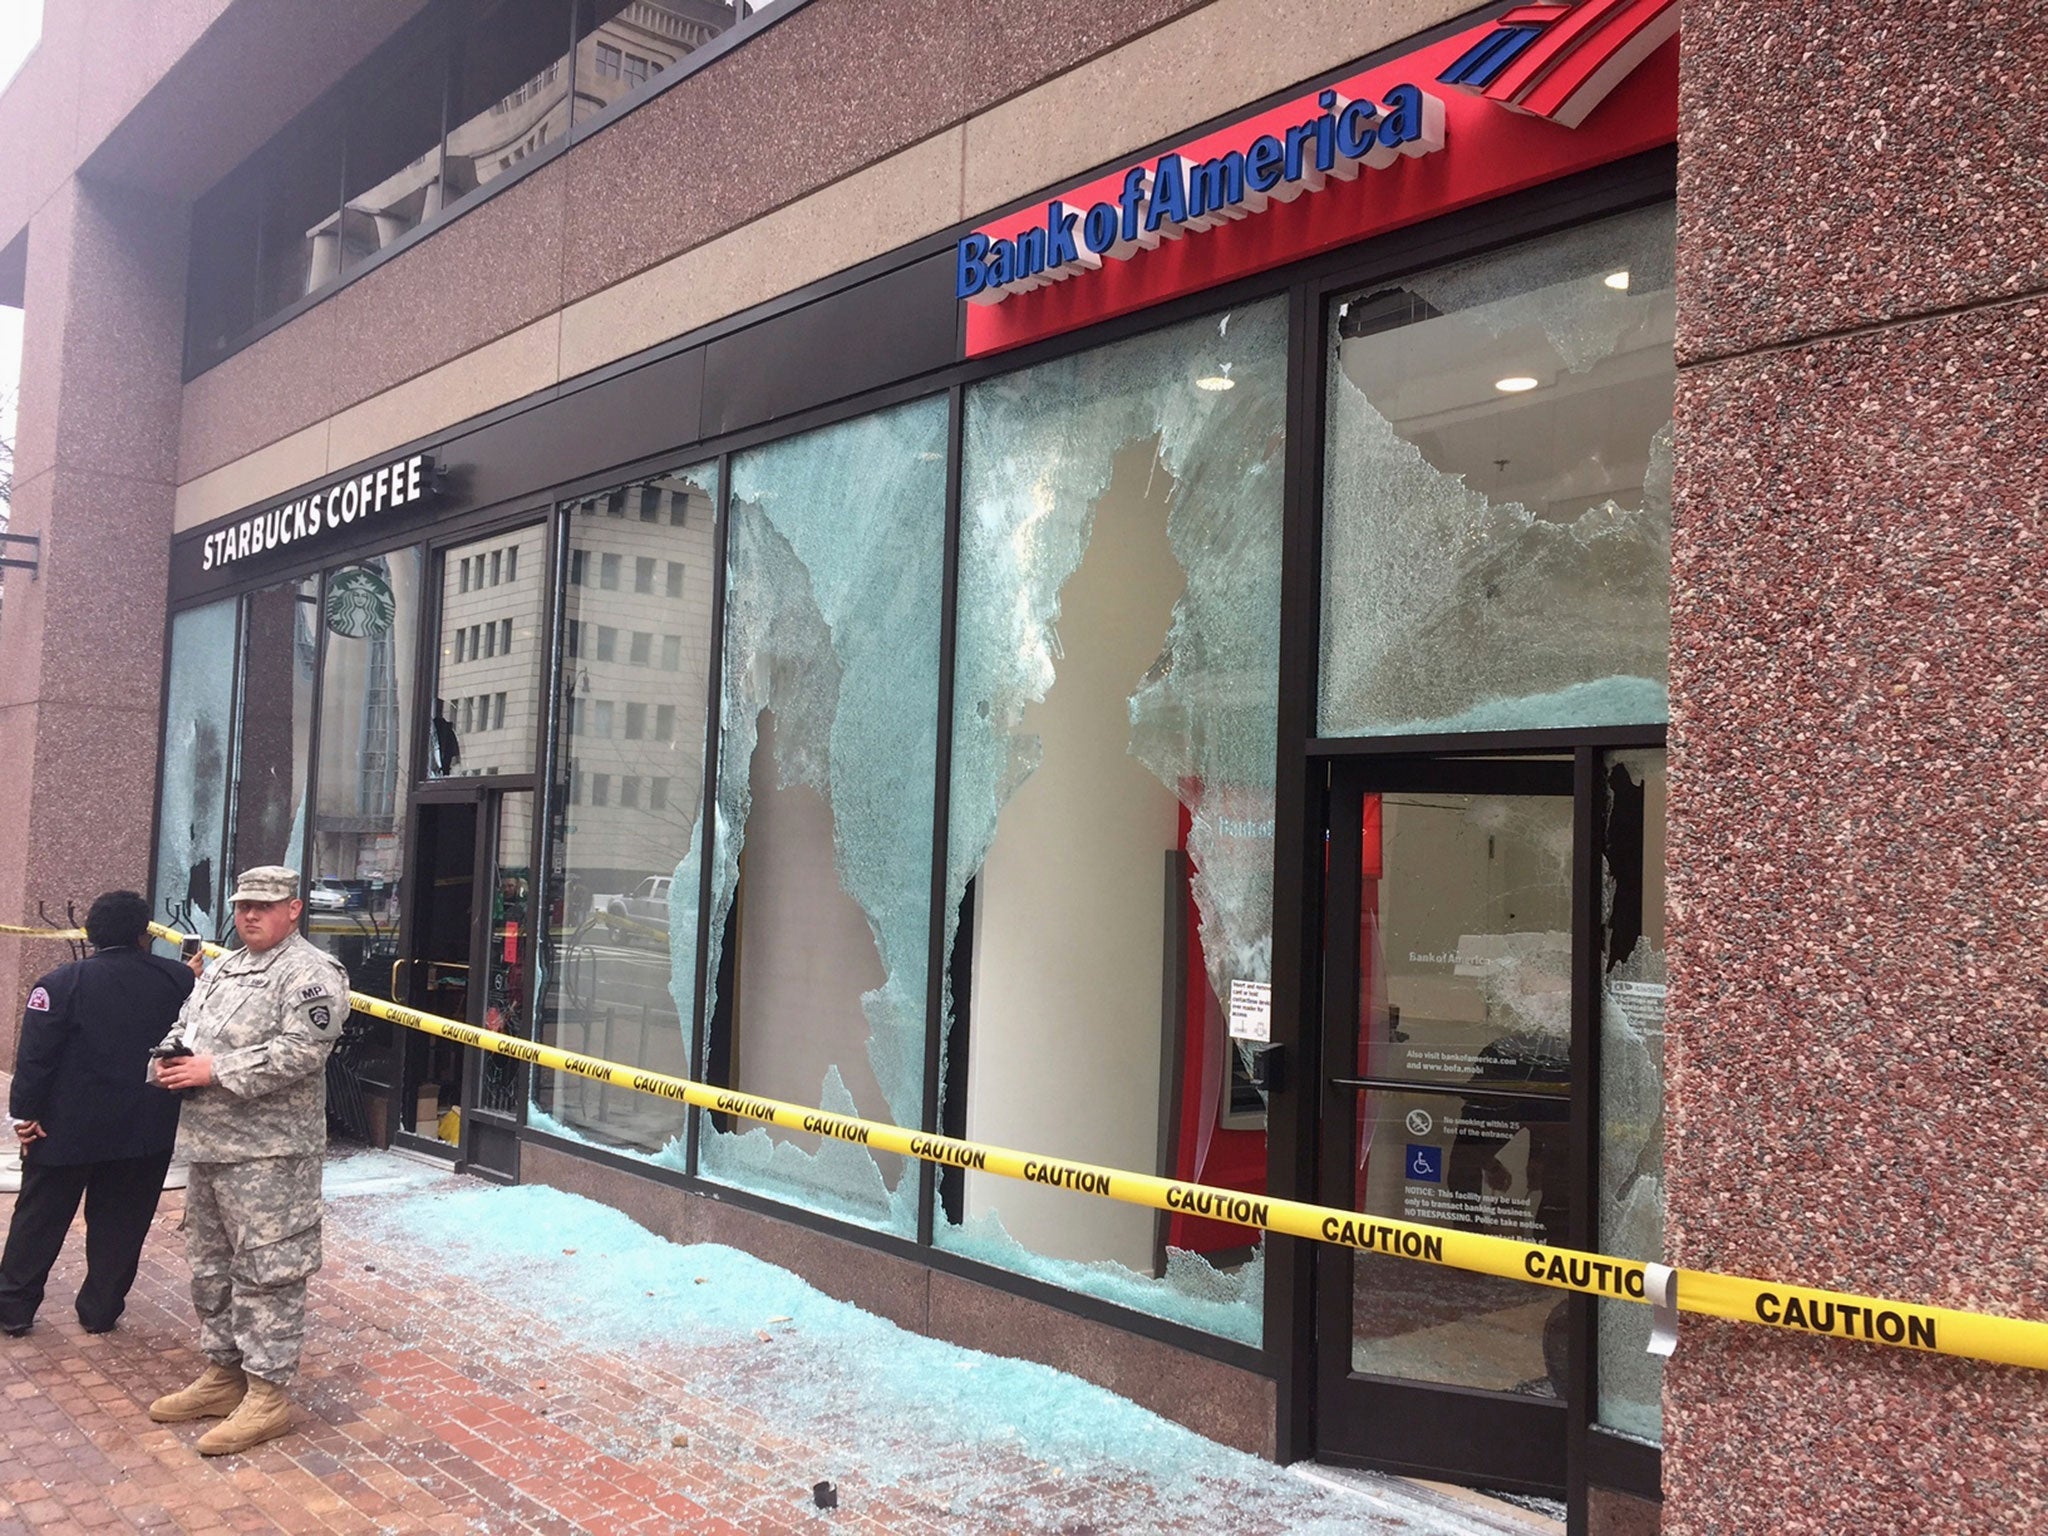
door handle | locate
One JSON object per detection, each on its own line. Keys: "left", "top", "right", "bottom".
{"left": 390, "top": 957, "right": 409, "bottom": 999}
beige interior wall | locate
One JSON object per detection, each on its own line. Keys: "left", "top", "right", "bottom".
{"left": 729, "top": 709, "right": 896, "bottom": 1143}
{"left": 961, "top": 442, "right": 1184, "bottom": 1273}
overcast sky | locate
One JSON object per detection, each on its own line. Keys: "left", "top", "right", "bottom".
{"left": 0, "top": 2, "right": 43, "bottom": 448}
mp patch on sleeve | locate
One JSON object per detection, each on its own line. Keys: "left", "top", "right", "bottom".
{"left": 25, "top": 986, "right": 50, "bottom": 1011}
{"left": 298, "top": 983, "right": 330, "bottom": 1003}
{"left": 307, "top": 1004, "right": 334, "bottom": 1033}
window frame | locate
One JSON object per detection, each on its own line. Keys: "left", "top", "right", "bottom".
{"left": 182, "top": 0, "right": 823, "bottom": 380}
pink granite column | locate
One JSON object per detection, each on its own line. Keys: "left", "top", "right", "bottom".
{"left": 0, "top": 178, "right": 186, "bottom": 1061}
{"left": 1665, "top": 5, "right": 2048, "bottom": 1530}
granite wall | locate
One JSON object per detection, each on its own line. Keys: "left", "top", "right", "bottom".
{"left": 1665, "top": 4, "right": 2048, "bottom": 1529}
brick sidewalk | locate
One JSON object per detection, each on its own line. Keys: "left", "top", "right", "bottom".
{"left": 0, "top": 1176, "right": 916, "bottom": 1535}
{"left": 0, "top": 1151, "right": 1546, "bottom": 1536}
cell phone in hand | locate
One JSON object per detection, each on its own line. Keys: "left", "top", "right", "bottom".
{"left": 180, "top": 937, "right": 204, "bottom": 961}
{"left": 150, "top": 1042, "right": 195, "bottom": 1094}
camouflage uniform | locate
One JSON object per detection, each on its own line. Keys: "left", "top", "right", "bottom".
{"left": 160, "top": 929, "right": 348, "bottom": 1384}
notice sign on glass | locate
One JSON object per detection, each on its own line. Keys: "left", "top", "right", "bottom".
{"left": 1228, "top": 979, "right": 1272, "bottom": 1043}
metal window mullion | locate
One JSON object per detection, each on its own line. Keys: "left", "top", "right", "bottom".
{"left": 684, "top": 452, "right": 735, "bottom": 1178}
{"left": 916, "top": 382, "right": 967, "bottom": 1249}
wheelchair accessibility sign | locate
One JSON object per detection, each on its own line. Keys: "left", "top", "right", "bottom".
{"left": 1405, "top": 1144, "right": 1443, "bottom": 1183}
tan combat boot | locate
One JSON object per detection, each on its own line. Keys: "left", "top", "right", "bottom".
{"left": 148, "top": 1362, "right": 246, "bottom": 1423}
{"left": 194, "top": 1376, "right": 291, "bottom": 1456}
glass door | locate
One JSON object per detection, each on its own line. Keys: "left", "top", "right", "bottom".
{"left": 396, "top": 797, "right": 478, "bottom": 1155}
{"left": 465, "top": 789, "right": 534, "bottom": 1179}
{"left": 395, "top": 787, "right": 534, "bottom": 1176}
{"left": 1316, "top": 756, "right": 1576, "bottom": 1494}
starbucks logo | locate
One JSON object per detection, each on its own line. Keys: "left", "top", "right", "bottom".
{"left": 327, "top": 568, "right": 396, "bottom": 638}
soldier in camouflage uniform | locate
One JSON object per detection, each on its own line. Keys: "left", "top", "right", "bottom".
{"left": 146, "top": 866, "right": 349, "bottom": 1456}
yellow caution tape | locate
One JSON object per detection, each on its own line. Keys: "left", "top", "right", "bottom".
{"left": 0, "top": 921, "right": 2038, "bottom": 1370}
{"left": 0, "top": 924, "right": 87, "bottom": 939}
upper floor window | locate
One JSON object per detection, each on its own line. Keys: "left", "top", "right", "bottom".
{"left": 184, "top": 0, "right": 762, "bottom": 376}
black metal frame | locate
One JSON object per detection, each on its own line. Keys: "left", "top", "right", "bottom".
{"left": 917, "top": 385, "right": 968, "bottom": 1245}
{"left": 684, "top": 451, "right": 735, "bottom": 1173}
{"left": 1308, "top": 742, "right": 1666, "bottom": 1508}
{"left": 1313, "top": 755, "right": 1575, "bottom": 1495}
{"left": 150, "top": 64, "right": 1678, "bottom": 1513}
{"left": 0, "top": 531, "right": 40, "bottom": 576}
{"left": 1273, "top": 172, "right": 1674, "bottom": 1506}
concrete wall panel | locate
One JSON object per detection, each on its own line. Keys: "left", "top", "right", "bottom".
{"left": 960, "top": 0, "right": 1474, "bottom": 218}
{"left": 326, "top": 316, "right": 563, "bottom": 481}
{"left": 172, "top": 422, "right": 331, "bottom": 535}
{"left": 558, "top": 126, "right": 963, "bottom": 380}
{"left": 555, "top": 0, "right": 1209, "bottom": 306}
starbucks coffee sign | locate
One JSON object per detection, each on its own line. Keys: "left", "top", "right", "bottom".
{"left": 200, "top": 453, "right": 438, "bottom": 574}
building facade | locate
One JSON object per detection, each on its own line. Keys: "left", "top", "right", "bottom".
{"left": 1, "top": 1, "right": 2043, "bottom": 1530}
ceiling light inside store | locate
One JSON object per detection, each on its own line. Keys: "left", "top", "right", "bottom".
{"left": 1494, "top": 375, "right": 1540, "bottom": 393}
{"left": 1604, "top": 270, "right": 1631, "bottom": 290}
{"left": 1195, "top": 375, "right": 1236, "bottom": 391}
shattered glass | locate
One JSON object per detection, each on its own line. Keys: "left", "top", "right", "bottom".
{"left": 1319, "top": 205, "right": 1675, "bottom": 737}
{"left": 1598, "top": 750, "right": 1667, "bottom": 1441}
{"left": 1406, "top": 209, "right": 1677, "bottom": 373}
{"left": 152, "top": 600, "right": 239, "bottom": 943}
{"left": 347, "top": 1178, "right": 1511, "bottom": 1534}
{"left": 939, "top": 300, "right": 1286, "bottom": 1337}
{"left": 697, "top": 397, "right": 948, "bottom": 1236}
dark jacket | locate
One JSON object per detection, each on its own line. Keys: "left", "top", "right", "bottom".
{"left": 10, "top": 947, "right": 194, "bottom": 1166}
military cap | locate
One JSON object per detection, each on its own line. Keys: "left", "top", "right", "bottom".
{"left": 228, "top": 866, "right": 300, "bottom": 904}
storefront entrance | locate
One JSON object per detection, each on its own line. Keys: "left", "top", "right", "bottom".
{"left": 1314, "top": 756, "right": 1574, "bottom": 1492}
{"left": 393, "top": 787, "right": 534, "bottom": 1179}
{"left": 1309, "top": 747, "right": 1665, "bottom": 1507}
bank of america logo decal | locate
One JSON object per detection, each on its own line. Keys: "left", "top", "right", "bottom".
{"left": 1438, "top": 0, "right": 1678, "bottom": 128}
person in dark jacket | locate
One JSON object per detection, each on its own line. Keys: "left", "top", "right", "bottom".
{"left": 1, "top": 891, "right": 196, "bottom": 1335}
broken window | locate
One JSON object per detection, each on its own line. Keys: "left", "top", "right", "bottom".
{"left": 1320, "top": 205, "right": 1676, "bottom": 736}
{"left": 938, "top": 300, "right": 1287, "bottom": 1342}
{"left": 152, "top": 600, "right": 239, "bottom": 944}
{"left": 696, "top": 398, "right": 949, "bottom": 1235}
{"left": 1598, "top": 748, "right": 1667, "bottom": 1442}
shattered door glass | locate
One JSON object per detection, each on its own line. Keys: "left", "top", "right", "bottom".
{"left": 1320, "top": 205, "right": 1675, "bottom": 736}
{"left": 153, "top": 599, "right": 240, "bottom": 944}
{"left": 697, "top": 397, "right": 948, "bottom": 1235}
{"left": 1598, "top": 749, "right": 1667, "bottom": 1441}
{"left": 938, "top": 300, "right": 1286, "bottom": 1342}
